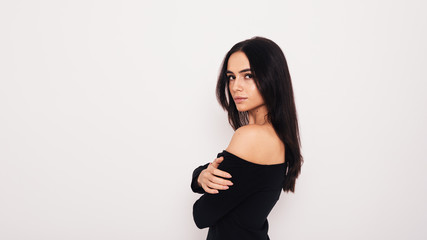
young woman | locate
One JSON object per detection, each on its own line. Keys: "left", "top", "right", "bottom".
{"left": 191, "top": 36, "right": 303, "bottom": 240}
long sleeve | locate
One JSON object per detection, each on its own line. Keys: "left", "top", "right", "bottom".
{"left": 192, "top": 152, "right": 260, "bottom": 229}
{"left": 191, "top": 162, "right": 210, "bottom": 194}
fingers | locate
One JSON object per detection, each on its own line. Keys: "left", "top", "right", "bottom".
{"left": 207, "top": 181, "right": 229, "bottom": 190}
{"left": 202, "top": 179, "right": 231, "bottom": 194}
{"left": 202, "top": 169, "right": 233, "bottom": 186}
{"left": 212, "top": 168, "right": 232, "bottom": 179}
{"left": 211, "top": 175, "right": 233, "bottom": 186}
{"left": 210, "top": 156, "right": 224, "bottom": 168}
{"left": 203, "top": 186, "right": 219, "bottom": 194}
{"left": 200, "top": 176, "right": 233, "bottom": 194}
{"left": 209, "top": 157, "right": 232, "bottom": 179}
{"left": 201, "top": 157, "right": 233, "bottom": 194}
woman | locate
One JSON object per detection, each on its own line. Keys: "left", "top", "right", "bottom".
{"left": 191, "top": 36, "right": 303, "bottom": 240}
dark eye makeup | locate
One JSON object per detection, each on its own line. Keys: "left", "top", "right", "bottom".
{"left": 226, "top": 73, "right": 253, "bottom": 80}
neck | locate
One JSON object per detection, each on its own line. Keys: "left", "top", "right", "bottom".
{"left": 247, "top": 104, "right": 270, "bottom": 126}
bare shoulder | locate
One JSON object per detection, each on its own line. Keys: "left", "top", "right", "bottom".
{"left": 225, "top": 125, "right": 285, "bottom": 165}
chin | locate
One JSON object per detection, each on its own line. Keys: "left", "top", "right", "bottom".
{"left": 236, "top": 106, "right": 248, "bottom": 112}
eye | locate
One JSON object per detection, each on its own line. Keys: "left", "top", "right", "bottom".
{"left": 245, "top": 73, "right": 253, "bottom": 79}
{"left": 226, "top": 75, "right": 235, "bottom": 81}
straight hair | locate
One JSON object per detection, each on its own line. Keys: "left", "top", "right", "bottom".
{"left": 216, "top": 36, "right": 303, "bottom": 193}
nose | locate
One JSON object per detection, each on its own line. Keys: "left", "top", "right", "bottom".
{"left": 231, "top": 75, "right": 244, "bottom": 92}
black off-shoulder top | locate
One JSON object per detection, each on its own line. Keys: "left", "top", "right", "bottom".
{"left": 191, "top": 150, "right": 286, "bottom": 240}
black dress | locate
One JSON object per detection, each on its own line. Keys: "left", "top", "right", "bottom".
{"left": 191, "top": 150, "right": 286, "bottom": 240}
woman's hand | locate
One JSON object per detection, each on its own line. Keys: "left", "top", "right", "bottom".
{"left": 197, "top": 156, "right": 234, "bottom": 194}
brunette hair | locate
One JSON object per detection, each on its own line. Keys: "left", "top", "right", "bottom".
{"left": 216, "top": 36, "right": 303, "bottom": 193}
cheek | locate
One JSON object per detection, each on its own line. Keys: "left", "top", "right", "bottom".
{"left": 248, "top": 83, "right": 261, "bottom": 98}
{"left": 247, "top": 83, "right": 258, "bottom": 92}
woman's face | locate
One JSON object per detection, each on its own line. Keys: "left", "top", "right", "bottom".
{"left": 227, "top": 51, "right": 265, "bottom": 112}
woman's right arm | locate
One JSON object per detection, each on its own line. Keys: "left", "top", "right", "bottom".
{"left": 191, "top": 156, "right": 233, "bottom": 194}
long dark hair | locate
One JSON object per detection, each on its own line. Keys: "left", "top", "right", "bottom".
{"left": 216, "top": 36, "right": 303, "bottom": 193}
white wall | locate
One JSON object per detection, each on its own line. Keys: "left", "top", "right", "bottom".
{"left": 0, "top": 0, "right": 426, "bottom": 239}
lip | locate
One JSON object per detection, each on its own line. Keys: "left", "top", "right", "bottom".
{"left": 234, "top": 97, "right": 247, "bottom": 103}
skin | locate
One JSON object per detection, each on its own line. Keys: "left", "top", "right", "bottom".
{"left": 197, "top": 51, "right": 283, "bottom": 194}
{"left": 226, "top": 51, "right": 270, "bottom": 125}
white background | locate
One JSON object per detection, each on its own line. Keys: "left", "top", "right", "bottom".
{"left": 1, "top": 0, "right": 426, "bottom": 239}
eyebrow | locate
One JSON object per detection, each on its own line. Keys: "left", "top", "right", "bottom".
{"left": 226, "top": 68, "right": 252, "bottom": 74}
